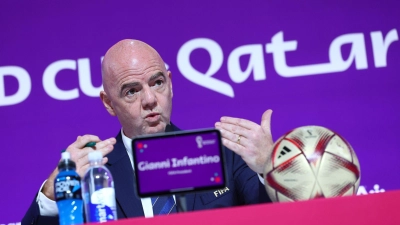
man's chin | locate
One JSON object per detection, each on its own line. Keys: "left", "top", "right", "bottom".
{"left": 144, "top": 122, "right": 166, "bottom": 135}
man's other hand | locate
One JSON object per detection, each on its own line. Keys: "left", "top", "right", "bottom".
{"left": 215, "top": 109, "right": 274, "bottom": 174}
{"left": 41, "top": 135, "right": 116, "bottom": 200}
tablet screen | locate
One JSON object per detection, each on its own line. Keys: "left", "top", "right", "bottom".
{"left": 132, "top": 129, "right": 227, "bottom": 197}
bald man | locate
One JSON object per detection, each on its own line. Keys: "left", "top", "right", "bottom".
{"left": 22, "top": 40, "right": 273, "bottom": 225}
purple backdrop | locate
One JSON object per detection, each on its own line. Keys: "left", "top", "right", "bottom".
{"left": 0, "top": 0, "right": 399, "bottom": 224}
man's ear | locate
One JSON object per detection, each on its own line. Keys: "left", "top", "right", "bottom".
{"left": 168, "top": 71, "right": 173, "bottom": 98}
{"left": 100, "top": 91, "right": 116, "bottom": 116}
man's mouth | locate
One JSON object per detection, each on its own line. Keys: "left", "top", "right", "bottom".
{"left": 145, "top": 113, "right": 161, "bottom": 123}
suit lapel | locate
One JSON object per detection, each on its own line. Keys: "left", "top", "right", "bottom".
{"left": 106, "top": 132, "right": 144, "bottom": 218}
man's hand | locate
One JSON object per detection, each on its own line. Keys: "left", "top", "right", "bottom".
{"left": 41, "top": 135, "right": 116, "bottom": 200}
{"left": 215, "top": 109, "right": 274, "bottom": 174}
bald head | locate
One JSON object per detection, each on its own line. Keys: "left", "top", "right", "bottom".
{"left": 100, "top": 39, "right": 173, "bottom": 138}
{"left": 102, "top": 39, "right": 166, "bottom": 94}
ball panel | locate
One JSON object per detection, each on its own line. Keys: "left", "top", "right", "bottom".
{"left": 266, "top": 154, "right": 315, "bottom": 201}
{"left": 354, "top": 176, "right": 361, "bottom": 195}
{"left": 271, "top": 139, "right": 303, "bottom": 168}
{"left": 317, "top": 152, "right": 359, "bottom": 197}
{"left": 342, "top": 186, "right": 355, "bottom": 196}
{"left": 349, "top": 143, "right": 361, "bottom": 175}
{"left": 325, "top": 135, "right": 353, "bottom": 162}
{"left": 309, "top": 182, "right": 325, "bottom": 198}
{"left": 277, "top": 192, "right": 295, "bottom": 202}
{"left": 304, "top": 132, "right": 336, "bottom": 177}
{"left": 265, "top": 184, "right": 278, "bottom": 202}
{"left": 286, "top": 126, "right": 335, "bottom": 168}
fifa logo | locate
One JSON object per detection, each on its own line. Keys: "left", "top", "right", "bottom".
{"left": 195, "top": 136, "right": 216, "bottom": 148}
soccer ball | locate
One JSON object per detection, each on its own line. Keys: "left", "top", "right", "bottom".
{"left": 264, "top": 126, "right": 361, "bottom": 202}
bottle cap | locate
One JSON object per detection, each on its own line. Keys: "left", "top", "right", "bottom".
{"left": 58, "top": 152, "right": 76, "bottom": 170}
{"left": 88, "top": 151, "right": 103, "bottom": 162}
{"left": 61, "top": 152, "right": 70, "bottom": 160}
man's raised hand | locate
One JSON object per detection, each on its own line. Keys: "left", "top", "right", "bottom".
{"left": 215, "top": 109, "right": 274, "bottom": 174}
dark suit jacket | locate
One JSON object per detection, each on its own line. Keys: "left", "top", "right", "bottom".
{"left": 22, "top": 124, "right": 271, "bottom": 224}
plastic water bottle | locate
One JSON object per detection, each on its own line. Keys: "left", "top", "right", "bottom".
{"left": 54, "top": 152, "right": 84, "bottom": 225}
{"left": 82, "top": 151, "right": 117, "bottom": 222}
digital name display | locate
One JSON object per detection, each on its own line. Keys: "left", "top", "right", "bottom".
{"left": 132, "top": 129, "right": 226, "bottom": 197}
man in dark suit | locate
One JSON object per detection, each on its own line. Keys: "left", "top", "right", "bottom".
{"left": 22, "top": 40, "right": 274, "bottom": 224}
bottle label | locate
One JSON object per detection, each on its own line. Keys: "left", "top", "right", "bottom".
{"left": 87, "top": 187, "right": 117, "bottom": 222}
{"left": 55, "top": 174, "right": 82, "bottom": 201}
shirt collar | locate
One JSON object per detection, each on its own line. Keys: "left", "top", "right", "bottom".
{"left": 121, "top": 129, "right": 134, "bottom": 168}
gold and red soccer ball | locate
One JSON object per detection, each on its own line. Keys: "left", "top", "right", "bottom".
{"left": 264, "top": 126, "right": 361, "bottom": 202}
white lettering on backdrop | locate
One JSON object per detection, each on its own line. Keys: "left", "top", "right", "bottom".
{"left": 177, "top": 29, "right": 398, "bottom": 97}
{"left": 177, "top": 38, "right": 234, "bottom": 97}
{"left": 266, "top": 32, "right": 368, "bottom": 77}
{"left": 42, "top": 58, "right": 103, "bottom": 100}
{"left": 0, "top": 29, "right": 398, "bottom": 106}
{"left": 228, "top": 44, "right": 266, "bottom": 83}
{"left": 0, "top": 66, "right": 31, "bottom": 106}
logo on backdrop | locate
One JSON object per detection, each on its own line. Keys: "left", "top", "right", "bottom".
{"left": 357, "top": 184, "right": 385, "bottom": 195}
{"left": 0, "top": 58, "right": 104, "bottom": 106}
{"left": 177, "top": 29, "right": 398, "bottom": 97}
{"left": 0, "top": 29, "right": 398, "bottom": 106}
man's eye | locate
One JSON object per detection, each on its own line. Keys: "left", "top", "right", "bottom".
{"left": 126, "top": 89, "right": 137, "bottom": 96}
{"left": 155, "top": 80, "right": 163, "bottom": 86}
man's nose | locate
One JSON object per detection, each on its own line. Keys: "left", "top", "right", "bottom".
{"left": 141, "top": 86, "right": 157, "bottom": 109}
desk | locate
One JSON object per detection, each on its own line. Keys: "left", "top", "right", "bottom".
{"left": 99, "top": 190, "right": 400, "bottom": 225}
